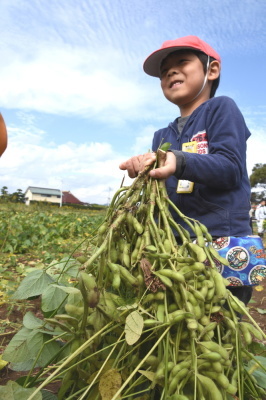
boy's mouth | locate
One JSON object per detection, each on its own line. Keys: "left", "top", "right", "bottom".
{"left": 170, "top": 80, "right": 183, "bottom": 88}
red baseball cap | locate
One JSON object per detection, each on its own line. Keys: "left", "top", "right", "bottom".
{"left": 143, "top": 35, "right": 221, "bottom": 77}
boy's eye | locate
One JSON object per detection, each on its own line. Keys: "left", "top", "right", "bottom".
{"left": 160, "top": 58, "right": 190, "bottom": 78}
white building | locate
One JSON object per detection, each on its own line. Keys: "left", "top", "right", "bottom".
{"left": 24, "top": 186, "right": 61, "bottom": 206}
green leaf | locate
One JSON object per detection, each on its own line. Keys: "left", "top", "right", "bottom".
{"left": 0, "top": 380, "right": 42, "bottom": 400}
{"left": 3, "top": 327, "right": 34, "bottom": 364}
{"left": 23, "top": 312, "right": 44, "bottom": 330}
{"left": 41, "top": 285, "right": 69, "bottom": 313}
{"left": 256, "top": 308, "right": 266, "bottom": 314}
{"left": 159, "top": 142, "right": 171, "bottom": 151}
{"left": 3, "top": 327, "right": 61, "bottom": 370}
{"left": 252, "top": 370, "right": 266, "bottom": 388}
{"left": 41, "top": 390, "right": 58, "bottom": 400}
{"left": 49, "top": 257, "right": 80, "bottom": 278}
{"left": 12, "top": 270, "right": 55, "bottom": 300}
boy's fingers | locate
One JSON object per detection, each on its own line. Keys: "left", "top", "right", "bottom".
{"left": 149, "top": 166, "right": 172, "bottom": 179}
{"left": 149, "top": 152, "right": 176, "bottom": 179}
{"left": 119, "top": 153, "right": 156, "bottom": 178}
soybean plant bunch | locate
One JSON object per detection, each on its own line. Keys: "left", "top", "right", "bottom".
{"left": 30, "top": 149, "right": 266, "bottom": 400}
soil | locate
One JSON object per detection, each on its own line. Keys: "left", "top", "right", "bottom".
{"left": 0, "top": 280, "right": 265, "bottom": 393}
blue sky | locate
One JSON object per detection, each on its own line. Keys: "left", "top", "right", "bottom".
{"left": 0, "top": 0, "right": 266, "bottom": 204}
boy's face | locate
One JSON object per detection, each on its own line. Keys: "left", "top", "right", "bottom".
{"left": 160, "top": 50, "right": 210, "bottom": 114}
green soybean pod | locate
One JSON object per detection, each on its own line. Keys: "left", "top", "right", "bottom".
{"left": 186, "top": 318, "right": 198, "bottom": 331}
{"left": 168, "top": 395, "right": 189, "bottom": 400}
{"left": 199, "top": 315, "right": 210, "bottom": 326}
{"left": 122, "top": 243, "right": 131, "bottom": 268}
{"left": 188, "top": 242, "right": 207, "bottom": 263}
{"left": 203, "top": 371, "right": 230, "bottom": 390}
{"left": 132, "top": 215, "right": 144, "bottom": 234}
{"left": 118, "top": 265, "right": 139, "bottom": 286}
{"left": 208, "top": 244, "right": 229, "bottom": 266}
{"left": 168, "top": 368, "right": 189, "bottom": 395}
{"left": 163, "top": 238, "right": 172, "bottom": 253}
{"left": 194, "top": 222, "right": 206, "bottom": 248}
{"left": 242, "top": 321, "right": 263, "bottom": 340}
{"left": 198, "top": 351, "right": 222, "bottom": 362}
{"left": 169, "top": 312, "right": 193, "bottom": 325}
{"left": 98, "top": 221, "right": 108, "bottom": 235}
{"left": 205, "top": 286, "right": 215, "bottom": 302}
{"left": 145, "top": 244, "right": 157, "bottom": 253}
{"left": 142, "top": 293, "right": 156, "bottom": 305}
{"left": 107, "top": 262, "right": 121, "bottom": 274}
{"left": 154, "top": 272, "right": 173, "bottom": 288}
{"left": 239, "top": 322, "right": 252, "bottom": 345}
{"left": 154, "top": 291, "right": 165, "bottom": 301}
{"left": 212, "top": 361, "right": 223, "bottom": 373}
{"left": 131, "top": 235, "right": 142, "bottom": 264}
{"left": 226, "top": 384, "right": 237, "bottom": 395}
{"left": 197, "top": 374, "right": 223, "bottom": 400}
{"left": 157, "top": 268, "right": 185, "bottom": 284}
{"left": 199, "top": 341, "right": 229, "bottom": 360}
{"left": 145, "top": 355, "right": 159, "bottom": 369}
{"left": 112, "top": 272, "right": 121, "bottom": 290}
{"left": 198, "top": 322, "right": 217, "bottom": 339}
{"left": 170, "top": 360, "right": 191, "bottom": 378}
{"left": 156, "top": 303, "right": 165, "bottom": 323}
{"left": 143, "top": 319, "right": 163, "bottom": 327}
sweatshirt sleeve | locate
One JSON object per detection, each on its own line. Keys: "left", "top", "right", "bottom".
{"left": 177, "top": 97, "right": 251, "bottom": 189}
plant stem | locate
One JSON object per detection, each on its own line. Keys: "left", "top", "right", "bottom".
{"left": 111, "top": 326, "right": 171, "bottom": 400}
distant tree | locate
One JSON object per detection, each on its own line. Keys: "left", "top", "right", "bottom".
{"left": 0, "top": 186, "right": 9, "bottom": 202}
{"left": 249, "top": 163, "right": 266, "bottom": 187}
{"left": 11, "top": 189, "right": 25, "bottom": 203}
{"left": 1, "top": 186, "right": 8, "bottom": 196}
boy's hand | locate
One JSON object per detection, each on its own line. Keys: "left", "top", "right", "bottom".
{"left": 119, "top": 153, "right": 156, "bottom": 178}
{"left": 119, "top": 151, "right": 176, "bottom": 179}
{"left": 150, "top": 151, "right": 176, "bottom": 179}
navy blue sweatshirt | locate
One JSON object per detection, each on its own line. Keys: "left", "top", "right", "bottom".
{"left": 152, "top": 96, "right": 252, "bottom": 237}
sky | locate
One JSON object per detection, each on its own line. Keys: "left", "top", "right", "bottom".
{"left": 0, "top": 0, "right": 266, "bottom": 204}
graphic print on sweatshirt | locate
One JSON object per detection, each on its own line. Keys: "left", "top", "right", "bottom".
{"left": 190, "top": 130, "right": 208, "bottom": 154}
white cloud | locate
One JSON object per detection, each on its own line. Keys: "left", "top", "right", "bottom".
{"left": 1, "top": 126, "right": 127, "bottom": 203}
{"left": 131, "top": 125, "right": 156, "bottom": 154}
{"left": 246, "top": 127, "right": 266, "bottom": 176}
{"left": 0, "top": 46, "right": 148, "bottom": 118}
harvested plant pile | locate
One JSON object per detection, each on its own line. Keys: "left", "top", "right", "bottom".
{"left": 27, "top": 149, "right": 265, "bottom": 400}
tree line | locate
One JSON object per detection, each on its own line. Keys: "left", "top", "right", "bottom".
{"left": 0, "top": 186, "right": 25, "bottom": 203}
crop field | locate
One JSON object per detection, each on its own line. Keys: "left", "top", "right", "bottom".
{"left": 0, "top": 203, "right": 105, "bottom": 303}
{"left": 0, "top": 201, "right": 265, "bottom": 399}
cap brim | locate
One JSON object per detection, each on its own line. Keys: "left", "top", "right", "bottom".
{"left": 143, "top": 46, "right": 198, "bottom": 78}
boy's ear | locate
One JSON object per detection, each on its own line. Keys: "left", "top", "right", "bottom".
{"left": 208, "top": 60, "right": 220, "bottom": 81}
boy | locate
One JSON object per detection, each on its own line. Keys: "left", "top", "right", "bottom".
{"left": 0, "top": 113, "right": 8, "bottom": 157}
{"left": 120, "top": 35, "right": 263, "bottom": 305}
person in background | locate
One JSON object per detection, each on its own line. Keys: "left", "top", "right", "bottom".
{"left": 255, "top": 199, "right": 266, "bottom": 240}
{"left": 0, "top": 113, "right": 8, "bottom": 157}
{"left": 120, "top": 35, "right": 264, "bottom": 306}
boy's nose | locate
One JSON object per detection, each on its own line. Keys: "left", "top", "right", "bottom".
{"left": 167, "top": 68, "right": 178, "bottom": 77}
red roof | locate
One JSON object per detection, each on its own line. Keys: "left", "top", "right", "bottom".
{"left": 62, "top": 191, "right": 83, "bottom": 205}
